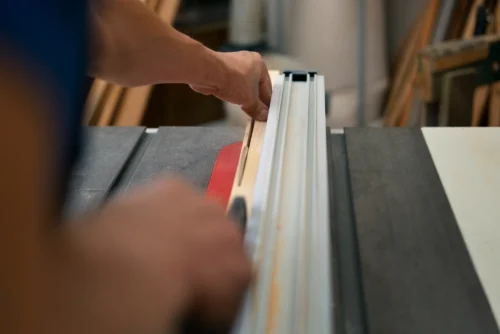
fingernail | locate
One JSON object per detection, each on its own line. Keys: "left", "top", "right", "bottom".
{"left": 258, "top": 108, "right": 268, "bottom": 121}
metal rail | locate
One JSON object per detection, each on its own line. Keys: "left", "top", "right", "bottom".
{"left": 232, "top": 71, "right": 333, "bottom": 334}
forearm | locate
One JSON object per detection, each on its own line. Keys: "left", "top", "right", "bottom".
{"left": 89, "top": 0, "right": 226, "bottom": 87}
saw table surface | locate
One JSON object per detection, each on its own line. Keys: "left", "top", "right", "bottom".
{"left": 66, "top": 126, "right": 500, "bottom": 334}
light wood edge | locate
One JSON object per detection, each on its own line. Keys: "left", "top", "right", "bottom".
{"left": 384, "top": 14, "right": 423, "bottom": 125}
{"left": 392, "top": 0, "right": 440, "bottom": 127}
{"left": 473, "top": 85, "right": 490, "bottom": 125}
{"left": 227, "top": 70, "right": 280, "bottom": 217}
{"left": 84, "top": 79, "right": 108, "bottom": 125}
{"left": 113, "top": 0, "right": 180, "bottom": 126}
{"left": 463, "top": 0, "right": 483, "bottom": 39}
{"left": 114, "top": 86, "right": 153, "bottom": 125}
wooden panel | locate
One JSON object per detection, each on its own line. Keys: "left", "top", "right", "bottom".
{"left": 228, "top": 70, "right": 280, "bottom": 215}
{"left": 64, "top": 127, "right": 145, "bottom": 217}
{"left": 114, "top": 0, "right": 180, "bottom": 126}
{"left": 118, "top": 126, "right": 243, "bottom": 193}
{"left": 83, "top": 79, "right": 108, "bottom": 125}
{"left": 344, "top": 128, "right": 498, "bottom": 334}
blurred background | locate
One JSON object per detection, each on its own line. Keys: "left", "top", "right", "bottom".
{"left": 84, "top": 0, "right": 500, "bottom": 129}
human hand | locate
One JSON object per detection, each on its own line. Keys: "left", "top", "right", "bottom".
{"left": 66, "top": 176, "right": 252, "bottom": 334}
{"left": 190, "top": 51, "right": 272, "bottom": 121}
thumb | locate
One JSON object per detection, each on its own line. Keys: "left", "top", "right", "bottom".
{"left": 189, "top": 84, "right": 218, "bottom": 96}
{"left": 242, "top": 99, "right": 269, "bottom": 122}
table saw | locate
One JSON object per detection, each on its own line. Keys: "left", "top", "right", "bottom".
{"left": 67, "top": 72, "right": 500, "bottom": 334}
{"left": 66, "top": 125, "right": 500, "bottom": 334}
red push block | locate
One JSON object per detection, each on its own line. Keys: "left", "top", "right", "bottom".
{"left": 205, "top": 142, "right": 242, "bottom": 208}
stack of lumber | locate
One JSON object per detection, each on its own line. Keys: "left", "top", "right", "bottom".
{"left": 84, "top": 0, "right": 180, "bottom": 126}
{"left": 384, "top": 0, "right": 499, "bottom": 126}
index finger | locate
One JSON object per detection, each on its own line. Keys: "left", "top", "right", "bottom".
{"left": 259, "top": 63, "right": 272, "bottom": 107}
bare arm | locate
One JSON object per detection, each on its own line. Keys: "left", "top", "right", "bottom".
{"left": 89, "top": 0, "right": 272, "bottom": 119}
{"left": 88, "top": 0, "right": 223, "bottom": 87}
{"left": 0, "top": 50, "right": 250, "bottom": 334}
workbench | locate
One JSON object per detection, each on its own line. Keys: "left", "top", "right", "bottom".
{"left": 66, "top": 126, "right": 500, "bottom": 334}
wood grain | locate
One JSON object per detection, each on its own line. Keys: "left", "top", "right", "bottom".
{"left": 83, "top": 79, "right": 108, "bottom": 125}
{"left": 488, "top": 2, "right": 500, "bottom": 126}
{"left": 228, "top": 70, "right": 280, "bottom": 216}
{"left": 473, "top": 85, "right": 490, "bottom": 125}
{"left": 384, "top": 14, "right": 423, "bottom": 126}
{"left": 113, "top": 0, "right": 180, "bottom": 126}
{"left": 96, "top": 85, "right": 124, "bottom": 126}
{"left": 463, "top": 0, "right": 483, "bottom": 39}
{"left": 117, "top": 127, "right": 243, "bottom": 193}
{"left": 397, "top": 0, "right": 440, "bottom": 126}
{"left": 385, "top": 0, "right": 440, "bottom": 126}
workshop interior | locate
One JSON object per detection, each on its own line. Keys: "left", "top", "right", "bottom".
{"left": 84, "top": 0, "right": 500, "bottom": 128}
{"left": 76, "top": 0, "right": 500, "bottom": 333}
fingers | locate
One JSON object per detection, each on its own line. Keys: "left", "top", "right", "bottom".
{"left": 259, "top": 64, "right": 272, "bottom": 107}
{"left": 243, "top": 55, "right": 271, "bottom": 121}
{"left": 242, "top": 99, "right": 269, "bottom": 122}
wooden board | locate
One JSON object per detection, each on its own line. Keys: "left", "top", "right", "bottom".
{"left": 87, "top": 0, "right": 180, "bottom": 126}
{"left": 329, "top": 134, "right": 368, "bottom": 334}
{"left": 64, "top": 127, "right": 145, "bottom": 217}
{"left": 397, "top": 0, "right": 441, "bottom": 126}
{"left": 472, "top": 84, "right": 490, "bottom": 125}
{"left": 488, "top": 2, "right": 500, "bottom": 126}
{"left": 83, "top": 79, "right": 108, "bottom": 125}
{"left": 228, "top": 70, "right": 280, "bottom": 216}
{"left": 423, "top": 127, "right": 500, "bottom": 324}
{"left": 344, "top": 128, "right": 499, "bottom": 334}
{"left": 385, "top": 0, "right": 440, "bottom": 126}
{"left": 463, "top": 0, "right": 483, "bottom": 39}
{"left": 384, "top": 13, "right": 423, "bottom": 126}
{"left": 96, "top": 85, "right": 124, "bottom": 126}
{"left": 113, "top": 0, "right": 181, "bottom": 126}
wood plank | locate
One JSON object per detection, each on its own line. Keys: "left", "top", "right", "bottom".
{"left": 423, "top": 127, "right": 500, "bottom": 324}
{"left": 384, "top": 14, "right": 423, "bottom": 125}
{"left": 488, "top": 2, "right": 500, "bottom": 126}
{"left": 446, "top": 0, "right": 475, "bottom": 39}
{"left": 344, "top": 128, "right": 498, "bottom": 334}
{"left": 228, "top": 70, "right": 280, "bottom": 215}
{"left": 113, "top": 0, "right": 180, "bottom": 126}
{"left": 438, "top": 67, "right": 476, "bottom": 125}
{"left": 386, "top": 0, "right": 440, "bottom": 126}
{"left": 463, "top": 0, "right": 483, "bottom": 39}
{"left": 117, "top": 127, "right": 243, "bottom": 193}
{"left": 329, "top": 134, "right": 368, "bottom": 334}
{"left": 114, "top": 85, "right": 152, "bottom": 126}
{"left": 397, "top": 0, "right": 441, "bottom": 126}
{"left": 472, "top": 85, "right": 490, "bottom": 125}
{"left": 157, "top": 0, "right": 180, "bottom": 23}
{"left": 83, "top": 79, "right": 108, "bottom": 125}
{"left": 96, "top": 85, "right": 124, "bottom": 126}
{"left": 489, "top": 83, "right": 500, "bottom": 125}
{"left": 64, "top": 126, "right": 145, "bottom": 217}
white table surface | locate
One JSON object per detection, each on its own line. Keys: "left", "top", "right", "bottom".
{"left": 423, "top": 127, "right": 500, "bottom": 326}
